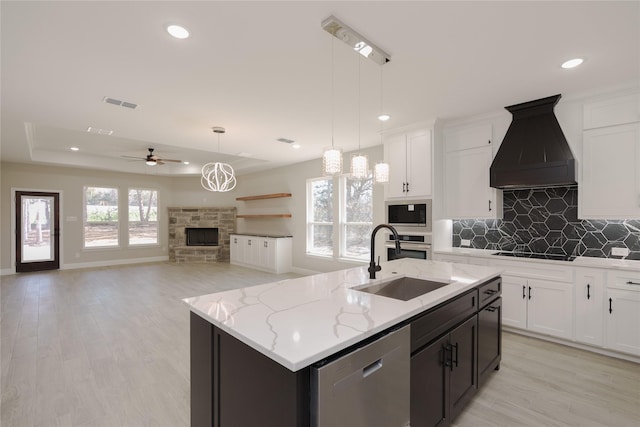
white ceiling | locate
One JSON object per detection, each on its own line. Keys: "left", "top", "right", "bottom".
{"left": 2, "top": 1, "right": 638, "bottom": 176}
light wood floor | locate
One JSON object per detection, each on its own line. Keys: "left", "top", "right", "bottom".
{"left": 1, "top": 262, "right": 639, "bottom": 426}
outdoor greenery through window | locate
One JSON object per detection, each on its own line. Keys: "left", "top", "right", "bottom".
{"left": 84, "top": 186, "right": 119, "bottom": 247}
{"left": 307, "top": 175, "right": 373, "bottom": 261}
{"left": 128, "top": 189, "right": 158, "bottom": 245}
{"left": 342, "top": 176, "right": 373, "bottom": 261}
{"left": 307, "top": 178, "right": 334, "bottom": 257}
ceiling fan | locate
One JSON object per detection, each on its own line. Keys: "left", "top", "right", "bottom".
{"left": 122, "top": 148, "right": 182, "bottom": 166}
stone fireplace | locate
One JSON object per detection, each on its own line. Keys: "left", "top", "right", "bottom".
{"left": 168, "top": 207, "right": 236, "bottom": 263}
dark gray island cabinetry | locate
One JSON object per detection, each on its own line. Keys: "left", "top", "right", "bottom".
{"left": 185, "top": 259, "right": 502, "bottom": 427}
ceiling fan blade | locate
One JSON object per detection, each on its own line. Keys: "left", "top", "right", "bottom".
{"left": 156, "top": 160, "right": 165, "bottom": 165}
{"left": 121, "top": 155, "right": 145, "bottom": 160}
{"left": 158, "top": 158, "right": 182, "bottom": 163}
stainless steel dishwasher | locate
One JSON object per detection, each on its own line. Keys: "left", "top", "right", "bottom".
{"left": 311, "top": 325, "right": 410, "bottom": 427}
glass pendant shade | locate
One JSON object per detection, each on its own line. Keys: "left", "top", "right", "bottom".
{"left": 201, "top": 162, "right": 237, "bottom": 192}
{"left": 374, "top": 162, "right": 389, "bottom": 183}
{"left": 350, "top": 154, "right": 369, "bottom": 179}
{"left": 322, "top": 146, "right": 343, "bottom": 175}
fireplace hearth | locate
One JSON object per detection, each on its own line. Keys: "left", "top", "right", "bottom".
{"left": 186, "top": 227, "right": 218, "bottom": 246}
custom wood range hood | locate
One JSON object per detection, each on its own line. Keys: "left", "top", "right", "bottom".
{"left": 490, "top": 94, "right": 577, "bottom": 189}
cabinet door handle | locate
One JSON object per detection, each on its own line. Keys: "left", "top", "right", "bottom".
{"left": 609, "top": 298, "right": 613, "bottom": 314}
{"left": 528, "top": 286, "right": 532, "bottom": 300}
{"left": 587, "top": 284, "right": 591, "bottom": 300}
{"left": 522, "top": 285, "right": 526, "bottom": 299}
{"left": 488, "top": 200, "right": 492, "bottom": 212}
{"left": 248, "top": 239, "right": 251, "bottom": 246}
{"left": 441, "top": 345, "right": 450, "bottom": 368}
{"left": 626, "top": 281, "right": 640, "bottom": 286}
{"left": 451, "top": 343, "right": 459, "bottom": 369}
{"left": 406, "top": 182, "right": 410, "bottom": 193}
{"left": 402, "top": 182, "right": 406, "bottom": 193}
{"left": 488, "top": 139, "right": 491, "bottom": 144}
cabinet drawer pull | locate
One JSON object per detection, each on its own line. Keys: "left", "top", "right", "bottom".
{"left": 483, "top": 289, "right": 497, "bottom": 296}
{"left": 485, "top": 306, "right": 497, "bottom": 312}
{"left": 609, "top": 298, "right": 613, "bottom": 314}
{"left": 362, "top": 359, "right": 383, "bottom": 378}
{"left": 488, "top": 139, "right": 491, "bottom": 145}
{"left": 587, "top": 283, "right": 591, "bottom": 300}
{"left": 626, "top": 281, "right": 640, "bottom": 286}
{"left": 488, "top": 200, "right": 492, "bottom": 212}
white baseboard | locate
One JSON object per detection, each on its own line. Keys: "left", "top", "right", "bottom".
{"left": 1, "top": 256, "right": 170, "bottom": 276}
{"left": 290, "top": 266, "right": 320, "bottom": 276}
{"left": 503, "top": 326, "right": 640, "bottom": 364}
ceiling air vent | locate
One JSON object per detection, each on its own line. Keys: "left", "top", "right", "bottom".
{"left": 277, "top": 138, "right": 295, "bottom": 144}
{"left": 102, "top": 96, "right": 138, "bottom": 110}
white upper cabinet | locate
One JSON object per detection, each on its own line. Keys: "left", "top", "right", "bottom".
{"left": 385, "top": 128, "right": 433, "bottom": 199}
{"left": 583, "top": 93, "right": 640, "bottom": 129}
{"left": 443, "top": 123, "right": 500, "bottom": 219}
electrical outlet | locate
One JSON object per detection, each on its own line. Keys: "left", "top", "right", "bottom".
{"left": 611, "top": 247, "right": 630, "bottom": 257}
{"left": 461, "top": 239, "right": 471, "bottom": 247}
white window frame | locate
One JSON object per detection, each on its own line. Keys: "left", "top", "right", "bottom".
{"left": 306, "top": 175, "right": 373, "bottom": 262}
{"left": 306, "top": 177, "right": 334, "bottom": 258}
{"left": 83, "top": 186, "right": 120, "bottom": 249}
{"left": 127, "top": 187, "right": 159, "bottom": 247}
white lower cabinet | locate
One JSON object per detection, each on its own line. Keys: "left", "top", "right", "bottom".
{"left": 605, "top": 270, "right": 640, "bottom": 356}
{"left": 502, "top": 275, "right": 573, "bottom": 339}
{"left": 574, "top": 268, "right": 606, "bottom": 347}
{"left": 230, "top": 234, "right": 292, "bottom": 274}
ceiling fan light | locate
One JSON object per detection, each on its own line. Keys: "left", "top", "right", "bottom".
{"left": 146, "top": 160, "right": 156, "bottom": 166}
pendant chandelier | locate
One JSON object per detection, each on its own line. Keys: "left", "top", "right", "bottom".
{"left": 322, "top": 36, "right": 343, "bottom": 176}
{"left": 350, "top": 54, "right": 369, "bottom": 180}
{"left": 201, "top": 127, "right": 237, "bottom": 192}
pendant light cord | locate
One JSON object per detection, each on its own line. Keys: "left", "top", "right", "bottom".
{"left": 331, "top": 37, "right": 335, "bottom": 148}
{"left": 357, "top": 53, "right": 361, "bottom": 154}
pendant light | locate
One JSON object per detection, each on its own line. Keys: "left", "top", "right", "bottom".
{"left": 201, "top": 127, "right": 237, "bottom": 192}
{"left": 374, "top": 65, "right": 390, "bottom": 183}
{"left": 322, "top": 37, "right": 343, "bottom": 176}
{"left": 350, "top": 54, "right": 369, "bottom": 180}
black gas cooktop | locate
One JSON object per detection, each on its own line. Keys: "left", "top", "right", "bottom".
{"left": 492, "top": 252, "right": 576, "bottom": 262}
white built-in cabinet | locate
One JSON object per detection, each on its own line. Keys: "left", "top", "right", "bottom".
{"left": 443, "top": 123, "right": 500, "bottom": 219}
{"left": 384, "top": 128, "right": 432, "bottom": 199}
{"left": 574, "top": 268, "right": 606, "bottom": 347}
{"left": 230, "top": 234, "right": 292, "bottom": 274}
{"left": 580, "top": 92, "right": 640, "bottom": 219}
{"left": 605, "top": 270, "right": 640, "bottom": 355}
{"left": 433, "top": 252, "right": 640, "bottom": 358}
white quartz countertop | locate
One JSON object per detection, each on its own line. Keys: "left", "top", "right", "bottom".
{"left": 435, "top": 248, "right": 640, "bottom": 271}
{"left": 183, "top": 258, "right": 502, "bottom": 371}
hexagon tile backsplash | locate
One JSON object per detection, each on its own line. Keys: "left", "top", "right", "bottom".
{"left": 452, "top": 186, "right": 640, "bottom": 260}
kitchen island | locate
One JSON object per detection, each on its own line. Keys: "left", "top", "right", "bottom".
{"left": 184, "top": 258, "right": 503, "bottom": 427}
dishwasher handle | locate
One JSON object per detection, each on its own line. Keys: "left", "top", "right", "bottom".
{"left": 363, "top": 359, "right": 383, "bottom": 378}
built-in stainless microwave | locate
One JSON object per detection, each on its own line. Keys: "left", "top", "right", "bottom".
{"left": 385, "top": 199, "right": 432, "bottom": 232}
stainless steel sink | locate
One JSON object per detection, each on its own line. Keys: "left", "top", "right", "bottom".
{"left": 353, "top": 276, "right": 451, "bottom": 301}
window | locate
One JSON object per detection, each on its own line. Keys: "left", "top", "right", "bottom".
{"left": 341, "top": 176, "right": 373, "bottom": 261}
{"left": 84, "top": 186, "right": 119, "bottom": 247}
{"left": 128, "top": 189, "right": 158, "bottom": 245}
{"left": 307, "top": 178, "right": 334, "bottom": 257}
{"left": 307, "top": 175, "right": 373, "bottom": 261}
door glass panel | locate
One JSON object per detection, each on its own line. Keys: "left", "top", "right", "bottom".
{"left": 21, "top": 196, "right": 55, "bottom": 262}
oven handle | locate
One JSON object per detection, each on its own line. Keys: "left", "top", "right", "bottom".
{"left": 385, "top": 243, "right": 432, "bottom": 251}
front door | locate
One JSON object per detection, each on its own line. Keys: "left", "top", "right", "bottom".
{"left": 15, "top": 191, "right": 60, "bottom": 272}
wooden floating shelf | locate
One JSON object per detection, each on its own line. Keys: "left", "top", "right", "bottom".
{"left": 236, "top": 193, "right": 292, "bottom": 201}
{"left": 236, "top": 214, "right": 292, "bottom": 219}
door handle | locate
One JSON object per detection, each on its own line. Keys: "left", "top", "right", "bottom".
{"left": 587, "top": 284, "right": 591, "bottom": 300}
{"left": 528, "top": 286, "right": 532, "bottom": 300}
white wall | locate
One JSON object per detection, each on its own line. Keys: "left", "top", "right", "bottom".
{"left": 1, "top": 162, "right": 174, "bottom": 272}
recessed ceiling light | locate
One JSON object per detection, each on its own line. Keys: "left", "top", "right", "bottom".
{"left": 70, "top": 146, "right": 79, "bottom": 151}
{"left": 561, "top": 58, "right": 584, "bottom": 69}
{"left": 292, "top": 144, "right": 301, "bottom": 149}
{"left": 87, "top": 126, "right": 114, "bottom": 135}
{"left": 378, "top": 114, "right": 391, "bottom": 121}
{"left": 167, "top": 24, "right": 189, "bottom": 39}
